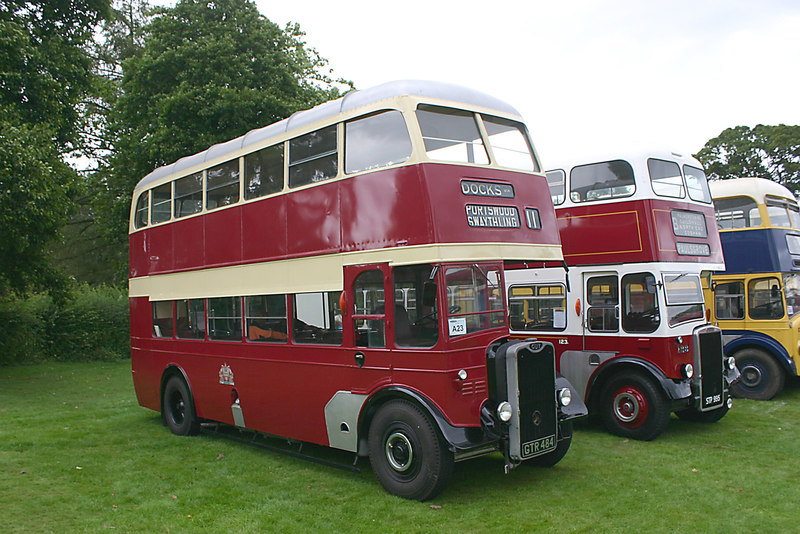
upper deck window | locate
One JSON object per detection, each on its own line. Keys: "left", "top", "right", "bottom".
{"left": 345, "top": 111, "right": 412, "bottom": 174}
{"left": 416, "top": 105, "right": 489, "bottom": 165}
{"left": 714, "top": 195, "right": 760, "bottom": 229}
{"left": 765, "top": 195, "right": 799, "bottom": 228}
{"left": 207, "top": 159, "right": 240, "bottom": 210}
{"left": 151, "top": 182, "right": 172, "bottom": 224}
{"left": 545, "top": 170, "right": 566, "bottom": 205}
{"left": 482, "top": 116, "right": 537, "bottom": 171}
{"left": 134, "top": 191, "right": 149, "bottom": 229}
{"left": 289, "top": 125, "right": 338, "bottom": 188}
{"left": 569, "top": 160, "right": 635, "bottom": 203}
{"left": 244, "top": 144, "right": 283, "bottom": 200}
{"left": 648, "top": 159, "right": 684, "bottom": 198}
{"left": 683, "top": 165, "right": 712, "bottom": 203}
{"left": 174, "top": 172, "right": 203, "bottom": 218}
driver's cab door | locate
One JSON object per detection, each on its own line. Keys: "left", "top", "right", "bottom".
{"left": 582, "top": 271, "right": 621, "bottom": 354}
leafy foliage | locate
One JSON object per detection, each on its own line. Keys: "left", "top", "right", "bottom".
{"left": 99, "top": 0, "right": 351, "bottom": 273}
{"left": 695, "top": 124, "right": 800, "bottom": 191}
{"left": 0, "top": 285, "right": 129, "bottom": 366}
{"left": 0, "top": 0, "right": 111, "bottom": 295}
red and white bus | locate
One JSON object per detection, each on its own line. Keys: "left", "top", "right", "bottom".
{"left": 505, "top": 151, "right": 739, "bottom": 440}
{"left": 128, "top": 80, "right": 587, "bottom": 500}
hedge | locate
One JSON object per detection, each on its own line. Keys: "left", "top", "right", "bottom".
{"left": 0, "top": 285, "right": 129, "bottom": 366}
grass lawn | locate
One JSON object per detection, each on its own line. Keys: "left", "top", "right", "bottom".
{"left": 2, "top": 360, "right": 798, "bottom": 533}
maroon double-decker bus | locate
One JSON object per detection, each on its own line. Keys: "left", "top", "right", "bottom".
{"left": 128, "top": 81, "right": 586, "bottom": 500}
{"left": 506, "top": 151, "right": 739, "bottom": 440}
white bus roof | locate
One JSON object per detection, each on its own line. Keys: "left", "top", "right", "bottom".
{"left": 134, "top": 80, "right": 522, "bottom": 192}
{"left": 543, "top": 150, "right": 703, "bottom": 173}
{"left": 709, "top": 177, "right": 797, "bottom": 203}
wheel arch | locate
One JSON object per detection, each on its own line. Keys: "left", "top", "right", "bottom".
{"left": 723, "top": 331, "right": 796, "bottom": 375}
{"left": 357, "top": 386, "right": 486, "bottom": 457}
{"left": 586, "top": 357, "right": 682, "bottom": 412}
{"left": 159, "top": 364, "right": 195, "bottom": 423}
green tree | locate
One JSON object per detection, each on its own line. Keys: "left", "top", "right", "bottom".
{"left": 695, "top": 124, "right": 800, "bottom": 191}
{"left": 99, "top": 0, "right": 350, "bottom": 280}
{"left": 0, "top": 0, "right": 111, "bottom": 296}
{"left": 49, "top": 0, "right": 152, "bottom": 286}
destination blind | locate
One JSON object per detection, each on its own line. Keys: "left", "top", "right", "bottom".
{"left": 465, "top": 204, "right": 521, "bottom": 228}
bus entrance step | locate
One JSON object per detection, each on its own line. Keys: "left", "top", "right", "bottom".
{"left": 200, "top": 424, "right": 361, "bottom": 473}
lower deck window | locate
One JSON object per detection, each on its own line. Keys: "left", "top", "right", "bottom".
{"left": 508, "top": 284, "right": 566, "bottom": 331}
{"left": 208, "top": 297, "right": 242, "bottom": 341}
{"left": 293, "top": 291, "right": 342, "bottom": 344}
{"left": 176, "top": 299, "right": 205, "bottom": 339}
{"left": 152, "top": 301, "right": 174, "bottom": 337}
{"left": 586, "top": 276, "right": 619, "bottom": 332}
{"left": 246, "top": 295, "right": 287, "bottom": 342}
{"left": 621, "top": 273, "right": 659, "bottom": 333}
{"left": 714, "top": 281, "right": 745, "bottom": 320}
{"left": 445, "top": 265, "right": 505, "bottom": 336}
{"left": 748, "top": 277, "right": 784, "bottom": 320}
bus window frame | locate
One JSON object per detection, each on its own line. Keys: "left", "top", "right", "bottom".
{"left": 569, "top": 159, "right": 636, "bottom": 203}
{"left": 508, "top": 283, "right": 567, "bottom": 332}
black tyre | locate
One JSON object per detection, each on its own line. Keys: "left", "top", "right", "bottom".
{"left": 528, "top": 421, "right": 572, "bottom": 467}
{"left": 162, "top": 375, "right": 200, "bottom": 436}
{"left": 599, "top": 371, "right": 670, "bottom": 441}
{"left": 730, "top": 348, "right": 785, "bottom": 400}
{"left": 367, "top": 400, "right": 453, "bottom": 501}
{"left": 675, "top": 402, "right": 729, "bottom": 423}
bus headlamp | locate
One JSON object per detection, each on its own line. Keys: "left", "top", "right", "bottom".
{"left": 557, "top": 387, "right": 572, "bottom": 407}
{"left": 497, "top": 401, "right": 513, "bottom": 422}
{"left": 726, "top": 356, "right": 736, "bottom": 371}
{"left": 682, "top": 364, "right": 694, "bottom": 379}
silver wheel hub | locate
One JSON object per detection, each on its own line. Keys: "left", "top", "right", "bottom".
{"left": 741, "top": 364, "right": 763, "bottom": 387}
{"left": 614, "top": 392, "right": 640, "bottom": 423}
{"left": 385, "top": 432, "right": 413, "bottom": 472}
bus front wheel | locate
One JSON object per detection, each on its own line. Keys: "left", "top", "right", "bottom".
{"left": 367, "top": 400, "right": 453, "bottom": 501}
{"left": 527, "top": 421, "right": 572, "bottom": 467}
{"left": 162, "top": 375, "right": 200, "bottom": 436}
{"left": 599, "top": 371, "right": 670, "bottom": 441}
{"left": 730, "top": 348, "right": 785, "bottom": 400}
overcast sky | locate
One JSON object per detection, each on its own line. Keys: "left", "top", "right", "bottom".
{"left": 247, "top": 0, "right": 799, "bottom": 167}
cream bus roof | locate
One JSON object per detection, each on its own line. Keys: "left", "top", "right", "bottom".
{"left": 134, "top": 80, "right": 522, "bottom": 192}
{"left": 709, "top": 177, "right": 797, "bottom": 203}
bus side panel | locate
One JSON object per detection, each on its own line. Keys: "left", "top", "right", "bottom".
{"left": 129, "top": 231, "right": 147, "bottom": 278}
{"left": 341, "top": 166, "right": 433, "bottom": 251}
{"left": 242, "top": 195, "right": 288, "bottom": 262}
{"left": 130, "top": 297, "right": 161, "bottom": 411}
{"left": 205, "top": 208, "right": 242, "bottom": 267}
{"left": 287, "top": 181, "right": 341, "bottom": 257}
{"left": 173, "top": 216, "right": 205, "bottom": 270}
{"left": 719, "top": 228, "right": 796, "bottom": 274}
{"left": 390, "top": 340, "right": 495, "bottom": 427}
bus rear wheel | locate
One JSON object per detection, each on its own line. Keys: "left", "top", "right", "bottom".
{"left": 599, "top": 371, "right": 670, "bottom": 441}
{"left": 730, "top": 348, "right": 785, "bottom": 400}
{"left": 367, "top": 400, "right": 453, "bottom": 501}
{"left": 162, "top": 375, "right": 200, "bottom": 436}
